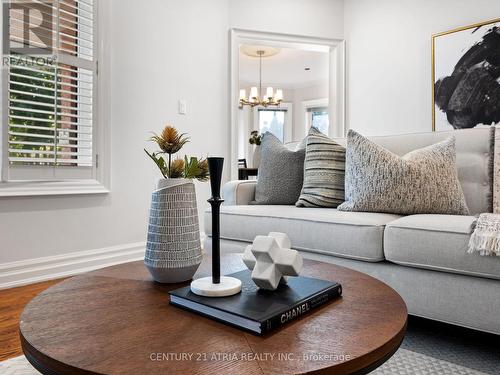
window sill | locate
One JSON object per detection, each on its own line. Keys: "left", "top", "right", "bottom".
{"left": 0, "top": 180, "right": 110, "bottom": 197}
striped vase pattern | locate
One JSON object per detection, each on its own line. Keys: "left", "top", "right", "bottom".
{"left": 144, "top": 179, "right": 202, "bottom": 282}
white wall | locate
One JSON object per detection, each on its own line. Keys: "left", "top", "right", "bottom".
{"left": 0, "top": 0, "right": 344, "bottom": 272}
{"left": 344, "top": 0, "right": 500, "bottom": 136}
{"left": 229, "top": 0, "right": 344, "bottom": 39}
{"left": 0, "top": 0, "right": 230, "bottom": 265}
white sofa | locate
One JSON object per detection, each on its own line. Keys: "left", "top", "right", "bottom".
{"left": 204, "top": 128, "right": 500, "bottom": 335}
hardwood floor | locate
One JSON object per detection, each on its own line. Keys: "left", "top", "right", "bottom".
{"left": 0, "top": 279, "right": 65, "bottom": 361}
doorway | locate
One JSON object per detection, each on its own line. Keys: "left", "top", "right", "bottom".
{"left": 229, "top": 29, "right": 345, "bottom": 180}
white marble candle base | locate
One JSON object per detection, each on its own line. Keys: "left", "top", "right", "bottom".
{"left": 190, "top": 276, "right": 242, "bottom": 297}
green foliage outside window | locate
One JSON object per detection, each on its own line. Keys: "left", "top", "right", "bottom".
{"left": 8, "top": 55, "right": 73, "bottom": 165}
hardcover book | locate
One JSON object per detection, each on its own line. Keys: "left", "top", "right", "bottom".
{"left": 169, "top": 269, "right": 342, "bottom": 335}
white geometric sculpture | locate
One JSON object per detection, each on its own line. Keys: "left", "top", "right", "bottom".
{"left": 243, "top": 232, "right": 303, "bottom": 290}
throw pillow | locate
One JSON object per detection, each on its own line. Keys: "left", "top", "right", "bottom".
{"left": 296, "top": 128, "right": 346, "bottom": 207}
{"left": 337, "top": 130, "right": 470, "bottom": 215}
{"left": 252, "top": 132, "right": 306, "bottom": 205}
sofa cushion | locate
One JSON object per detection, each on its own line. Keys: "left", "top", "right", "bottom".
{"left": 253, "top": 133, "right": 305, "bottom": 205}
{"left": 296, "top": 128, "right": 346, "bottom": 208}
{"left": 205, "top": 205, "right": 401, "bottom": 262}
{"left": 332, "top": 128, "right": 494, "bottom": 215}
{"left": 337, "top": 130, "right": 469, "bottom": 215}
{"left": 384, "top": 214, "right": 500, "bottom": 280}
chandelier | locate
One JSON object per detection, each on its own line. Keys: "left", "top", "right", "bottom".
{"left": 239, "top": 50, "right": 283, "bottom": 109}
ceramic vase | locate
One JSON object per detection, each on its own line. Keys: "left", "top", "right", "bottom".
{"left": 144, "top": 178, "right": 202, "bottom": 283}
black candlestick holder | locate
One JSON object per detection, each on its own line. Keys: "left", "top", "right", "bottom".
{"left": 190, "top": 157, "right": 242, "bottom": 297}
{"left": 207, "top": 157, "right": 224, "bottom": 284}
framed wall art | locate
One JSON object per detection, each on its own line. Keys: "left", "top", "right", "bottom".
{"left": 432, "top": 18, "right": 500, "bottom": 131}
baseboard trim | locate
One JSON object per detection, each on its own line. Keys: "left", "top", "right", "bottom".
{"left": 0, "top": 242, "right": 146, "bottom": 289}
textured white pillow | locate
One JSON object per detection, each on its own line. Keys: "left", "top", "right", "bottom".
{"left": 337, "top": 130, "right": 469, "bottom": 215}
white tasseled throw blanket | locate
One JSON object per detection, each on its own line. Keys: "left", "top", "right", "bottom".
{"left": 468, "top": 213, "right": 500, "bottom": 256}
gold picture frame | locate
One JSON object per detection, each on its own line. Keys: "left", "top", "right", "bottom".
{"left": 431, "top": 17, "right": 500, "bottom": 131}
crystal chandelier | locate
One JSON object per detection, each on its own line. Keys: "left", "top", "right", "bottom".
{"left": 239, "top": 50, "right": 283, "bottom": 109}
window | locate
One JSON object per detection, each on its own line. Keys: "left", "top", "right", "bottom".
{"left": 2, "top": 0, "right": 98, "bottom": 184}
{"left": 258, "top": 108, "right": 286, "bottom": 143}
{"left": 303, "top": 99, "right": 329, "bottom": 137}
{"left": 308, "top": 106, "right": 329, "bottom": 135}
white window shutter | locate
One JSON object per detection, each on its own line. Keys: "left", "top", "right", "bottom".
{"left": 6, "top": 0, "right": 96, "bottom": 181}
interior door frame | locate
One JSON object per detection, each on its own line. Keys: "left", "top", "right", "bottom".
{"left": 229, "top": 28, "right": 345, "bottom": 180}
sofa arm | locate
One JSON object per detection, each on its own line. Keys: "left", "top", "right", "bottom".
{"left": 494, "top": 125, "right": 500, "bottom": 213}
{"left": 222, "top": 180, "right": 257, "bottom": 205}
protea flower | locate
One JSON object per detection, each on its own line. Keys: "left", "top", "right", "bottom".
{"left": 146, "top": 124, "right": 209, "bottom": 181}
{"left": 169, "top": 158, "right": 185, "bottom": 178}
{"left": 151, "top": 125, "right": 189, "bottom": 154}
{"left": 150, "top": 125, "right": 189, "bottom": 177}
{"left": 197, "top": 158, "right": 209, "bottom": 181}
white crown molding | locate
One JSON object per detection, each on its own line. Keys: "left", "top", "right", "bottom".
{"left": 0, "top": 242, "right": 146, "bottom": 289}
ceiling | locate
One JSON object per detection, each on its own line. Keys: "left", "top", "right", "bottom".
{"left": 239, "top": 45, "right": 329, "bottom": 89}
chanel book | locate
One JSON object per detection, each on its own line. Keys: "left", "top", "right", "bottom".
{"left": 169, "top": 269, "right": 342, "bottom": 335}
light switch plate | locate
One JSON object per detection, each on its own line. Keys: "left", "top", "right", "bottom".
{"left": 178, "top": 99, "right": 187, "bottom": 115}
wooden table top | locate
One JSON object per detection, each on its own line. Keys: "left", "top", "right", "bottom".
{"left": 20, "top": 254, "right": 407, "bottom": 375}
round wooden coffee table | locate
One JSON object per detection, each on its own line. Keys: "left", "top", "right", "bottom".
{"left": 20, "top": 254, "right": 407, "bottom": 374}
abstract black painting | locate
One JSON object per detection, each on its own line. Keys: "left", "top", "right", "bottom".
{"left": 433, "top": 19, "right": 500, "bottom": 131}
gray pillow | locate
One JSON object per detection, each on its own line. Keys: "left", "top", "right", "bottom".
{"left": 252, "top": 132, "right": 305, "bottom": 205}
{"left": 337, "top": 130, "right": 469, "bottom": 215}
{"left": 296, "top": 128, "right": 345, "bottom": 207}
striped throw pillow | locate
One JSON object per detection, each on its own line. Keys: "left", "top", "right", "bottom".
{"left": 296, "top": 128, "right": 346, "bottom": 208}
